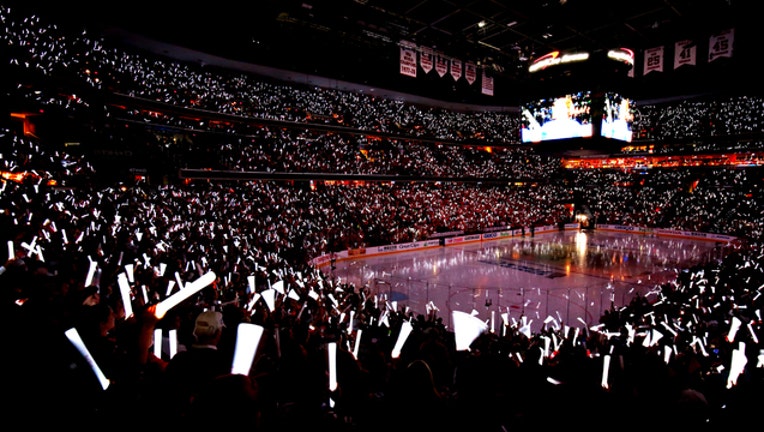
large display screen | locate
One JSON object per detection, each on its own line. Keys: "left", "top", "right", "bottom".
{"left": 520, "top": 91, "right": 593, "bottom": 143}
{"left": 600, "top": 92, "right": 634, "bottom": 142}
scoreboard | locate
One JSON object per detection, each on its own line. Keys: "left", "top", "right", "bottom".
{"left": 521, "top": 48, "right": 636, "bottom": 157}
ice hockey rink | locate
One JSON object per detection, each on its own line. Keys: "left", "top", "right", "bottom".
{"left": 323, "top": 229, "right": 728, "bottom": 334}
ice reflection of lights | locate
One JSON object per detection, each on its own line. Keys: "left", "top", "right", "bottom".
{"left": 574, "top": 231, "right": 588, "bottom": 261}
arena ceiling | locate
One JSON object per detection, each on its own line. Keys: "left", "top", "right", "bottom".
{"left": 12, "top": 0, "right": 758, "bottom": 105}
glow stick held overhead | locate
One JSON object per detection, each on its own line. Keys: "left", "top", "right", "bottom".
{"left": 174, "top": 271, "right": 184, "bottom": 291}
{"left": 84, "top": 259, "right": 98, "bottom": 288}
{"left": 65, "top": 327, "right": 110, "bottom": 391}
{"left": 153, "top": 328, "right": 162, "bottom": 359}
{"left": 261, "top": 288, "right": 276, "bottom": 312}
{"left": 353, "top": 329, "right": 362, "bottom": 360}
{"left": 452, "top": 310, "right": 488, "bottom": 351}
{"left": 125, "top": 263, "right": 134, "bottom": 283}
{"left": 601, "top": 354, "right": 611, "bottom": 389}
{"left": 169, "top": 329, "right": 178, "bottom": 359}
{"left": 117, "top": 272, "right": 134, "bottom": 320}
{"left": 727, "top": 316, "right": 742, "bottom": 343}
{"left": 231, "top": 323, "right": 265, "bottom": 376}
{"left": 155, "top": 271, "right": 216, "bottom": 319}
{"left": 328, "top": 341, "right": 337, "bottom": 408}
{"left": 391, "top": 320, "right": 413, "bottom": 359}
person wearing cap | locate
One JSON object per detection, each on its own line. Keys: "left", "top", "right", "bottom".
{"left": 160, "top": 309, "right": 232, "bottom": 424}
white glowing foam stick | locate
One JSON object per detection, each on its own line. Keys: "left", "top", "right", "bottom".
{"left": 247, "top": 275, "right": 255, "bottom": 294}
{"left": 7, "top": 240, "right": 14, "bottom": 260}
{"left": 231, "top": 323, "right": 265, "bottom": 375}
{"left": 663, "top": 345, "right": 673, "bottom": 364}
{"left": 328, "top": 341, "right": 338, "bottom": 391}
{"left": 117, "top": 272, "right": 134, "bottom": 319}
{"left": 125, "top": 264, "right": 134, "bottom": 283}
{"left": 391, "top": 321, "right": 413, "bottom": 359}
{"left": 153, "top": 328, "right": 162, "bottom": 359}
{"left": 169, "top": 329, "right": 178, "bottom": 359}
{"left": 65, "top": 327, "right": 110, "bottom": 390}
{"left": 728, "top": 316, "right": 741, "bottom": 343}
{"left": 747, "top": 322, "right": 759, "bottom": 344}
{"left": 353, "top": 329, "right": 362, "bottom": 360}
{"left": 261, "top": 288, "right": 276, "bottom": 312}
{"left": 174, "top": 271, "right": 184, "bottom": 291}
{"left": 328, "top": 341, "right": 337, "bottom": 408}
{"left": 84, "top": 260, "right": 98, "bottom": 288}
{"left": 727, "top": 342, "right": 748, "bottom": 389}
{"left": 601, "top": 354, "right": 611, "bottom": 389}
{"left": 155, "top": 271, "right": 216, "bottom": 319}
{"left": 165, "top": 280, "right": 176, "bottom": 297}
{"left": 272, "top": 280, "right": 285, "bottom": 294}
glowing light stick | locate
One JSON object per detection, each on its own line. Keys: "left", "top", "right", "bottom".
{"left": 391, "top": 321, "right": 413, "bottom": 359}
{"left": 117, "top": 272, "right": 134, "bottom": 319}
{"left": 727, "top": 342, "right": 748, "bottom": 388}
{"left": 174, "top": 271, "right": 184, "bottom": 291}
{"left": 125, "top": 264, "right": 134, "bottom": 283}
{"left": 65, "top": 327, "right": 110, "bottom": 390}
{"left": 452, "top": 310, "right": 488, "bottom": 352}
{"left": 272, "top": 280, "right": 285, "bottom": 294}
{"left": 231, "top": 323, "right": 265, "bottom": 375}
{"left": 601, "top": 354, "right": 611, "bottom": 389}
{"left": 353, "top": 329, "right": 362, "bottom": 360}
{"left": 154, "top": 271, "right": 216, "bottom": 319}
{"left": 328, "top": 341, "right": 337, "bottom": 408}
{"left": 261, "top": 288, "right": 276, "bottom": 312}
{"left": 169, "top": 329, "right": 178, "bottom": 359}
{"left": 153, "top": 328, "right": 162, "bottom": 359}
{"left": 85, "top": 260, "right": 98, "bottom": 288}
{"left": 727, "top": 316, "right": 741, "bottom": 343}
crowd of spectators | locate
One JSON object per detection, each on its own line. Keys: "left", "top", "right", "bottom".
{"left": 2, "top": 5, "right": 763, "bottom": 431}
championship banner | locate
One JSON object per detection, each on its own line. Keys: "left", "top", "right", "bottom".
{"left": 643, "top": 46, "right": 664, "bottom": 75}
{"left": 674, "top": 40, "right": 696, "bottom": 69}
{"left": 709, "top": 28, "right": 734, "bottom": 62}
{"left": 465, "top": 62, "right": 477, "bottom": 84}
{"left": 435, "top": 54, "right": 448, "bottom": 77}
{"left": 481, "top": 70, "right": 493, "bottom": 96}
{"left": 450, "top": 58, "right": 462, "bottom": 81}
{"left": 420, "top": 47, "right": 434, "bottom": 74}
{"left": 399, "top": 42, "right": 417, "bottom": 77}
